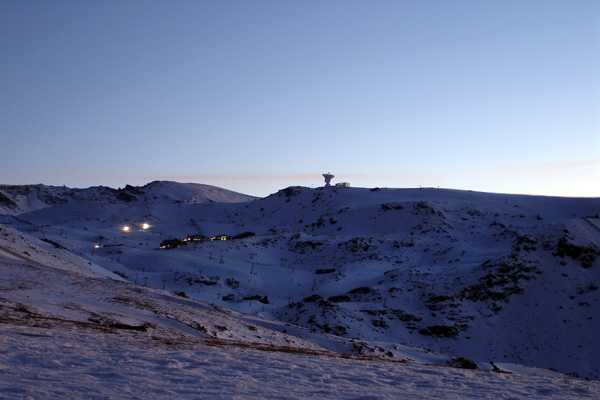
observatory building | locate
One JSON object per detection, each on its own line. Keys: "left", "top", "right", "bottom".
{"left": 323, "top": 173, "right": 334, "bottom": 187}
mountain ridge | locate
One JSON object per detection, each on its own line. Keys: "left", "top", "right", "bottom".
{"left": 0, "top": 180, "right": 258, "bottom": 216}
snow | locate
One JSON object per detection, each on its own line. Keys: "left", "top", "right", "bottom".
{"left": 0, "top": 181, "right": 257, "bottom": 216}
{"left": 1, "top": 182, "right": 600, "bottom": 397}
{"left": 0, "top": 253, "right": 597, "bottom": 399}
{"left": 3, "top": 323, "right": 598, "bottom": 400}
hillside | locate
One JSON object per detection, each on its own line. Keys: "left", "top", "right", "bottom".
{"left": 2, "top": 182, "right": 599, "bottom": 381}
{"left": 2, "top": 222, "right": 599, "bottom": 399}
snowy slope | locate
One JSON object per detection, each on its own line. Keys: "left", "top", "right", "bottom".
{"left": 4, "top": 183, "right": 600, "bottom": 380}
{"left": 2, "top": 224, "right": 599, "bottom": 399}
{"left": 0, "top": 181, "right": 258, "bottom": 215}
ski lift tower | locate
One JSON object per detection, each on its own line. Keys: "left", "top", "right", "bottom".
{"left": 323, "top": 172, "right": 334, "bottom": 187}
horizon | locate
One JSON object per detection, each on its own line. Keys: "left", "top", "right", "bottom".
{"left": 2, "top": 177, "right": 599, "bottom": 200}
{"left": 1, "top": 1, "right": 598, "bottom": 198}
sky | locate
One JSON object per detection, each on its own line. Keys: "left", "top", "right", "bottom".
{"left": 1, "top": 0, "right": 599, "bottom": 198}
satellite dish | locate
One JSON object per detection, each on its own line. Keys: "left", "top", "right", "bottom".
{"left": 323, "top": 172, "right": 334, "bottom": 187}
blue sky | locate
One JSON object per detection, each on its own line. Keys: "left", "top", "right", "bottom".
{"left": 1, "top": 1, "right": 598, "bottom": 197}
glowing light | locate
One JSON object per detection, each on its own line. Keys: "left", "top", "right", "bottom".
{"left": 142, "top": 223, "right": 150, "bottom": 230}
{"left": 122, "top": 226, "right": 130, "bottom": 232}
{"left": 94, "top": 245, "right": 100, "bottom": 249}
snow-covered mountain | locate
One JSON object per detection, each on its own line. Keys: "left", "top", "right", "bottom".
{"left": 2, "top": 181, "right": 600, "bottom": 397}
{"left": 2, "top": 212, "right": 599, "bottom": 399}
{"left": 0, "top": 181, "right": 257, "bottom": 216}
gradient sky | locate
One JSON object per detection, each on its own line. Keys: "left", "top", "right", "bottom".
{"left": 1, "top": 1, "right": 599, "bottom": 197}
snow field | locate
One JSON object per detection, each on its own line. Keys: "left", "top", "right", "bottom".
{"left": 2, "top": 323, "right": 598, "bottom": 400}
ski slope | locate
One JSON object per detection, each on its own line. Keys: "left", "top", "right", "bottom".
{"left": 1, "top": 225, "right": 598, "bottom": 399}
{"left": 1, "top": 181, "right": 599, "bottom": 397}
